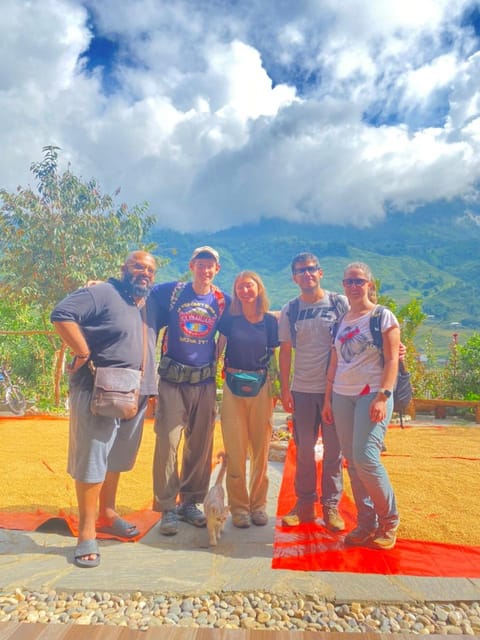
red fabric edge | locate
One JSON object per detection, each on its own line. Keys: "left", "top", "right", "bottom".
{"left": 0, "top": 509, "right": 160, "bottom": 542}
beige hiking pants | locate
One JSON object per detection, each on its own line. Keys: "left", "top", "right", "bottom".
{"left": 220, "top": 381, "right": 273, "bottom": 515}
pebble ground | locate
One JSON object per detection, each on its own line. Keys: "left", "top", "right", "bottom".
{"left": 1, "top": 588, "right": 480, "bottom": 634}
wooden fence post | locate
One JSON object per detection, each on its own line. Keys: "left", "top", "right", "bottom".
{"left": 54, "top": 343, "right": 67, "bottom": 406}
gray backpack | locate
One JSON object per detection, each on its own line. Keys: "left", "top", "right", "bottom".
{"left": 370, "top": 306, "right": 413, "bottom": 419}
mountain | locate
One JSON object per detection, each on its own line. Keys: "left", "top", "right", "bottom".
{"left": 149, "top": 203, "right": 480, "bottom": 349}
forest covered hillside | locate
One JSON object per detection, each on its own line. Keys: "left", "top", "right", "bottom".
{"left": 150, "top": 203, "right": 480, "bottom": 333}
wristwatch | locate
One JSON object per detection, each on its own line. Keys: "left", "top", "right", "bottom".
{"left": 379, "top": 389, "right": 392, "bottom": 398}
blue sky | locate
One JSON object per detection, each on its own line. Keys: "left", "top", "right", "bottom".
{"left": 2, "top": 0, "right": 480, "bottom": 231}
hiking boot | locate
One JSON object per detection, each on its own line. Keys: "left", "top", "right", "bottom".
{"left": 251, "top": 510, "right": 268, "bottom": 526}
{"left": 159, "top": 509, "right": 178, "bottom": 536}
{"left": 281, "top": 512, "right": 301, "bottom": 527}
{"left": 281, "top": 503, "right": 315, "bottom": 527}
{"left": 344, "top": 525, "right": 376, "bottom": 546}
{"left": 177, "top": 502, "right": 206, "bottom": 527}
{"left": 371, "top": 526, "right": 398, "bottom": 550}
{"left": 323, "top": 506, "right": 346, "bottom": 532}
{"left": 232, "top": 512, "right": 251, "bottom": 528}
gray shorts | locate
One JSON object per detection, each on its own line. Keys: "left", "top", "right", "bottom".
{"left": 67, "top": 386, "right": 148, "bottom": 483}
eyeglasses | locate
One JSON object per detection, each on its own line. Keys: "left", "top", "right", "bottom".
{"left": 293, "top": 265, "right": 320, "bottom": 276}
{"left": 130, "top": 262, "right": 156, "bottom": 275}
{"left": 342, "top": 278, "right": 368, "bottom": 287}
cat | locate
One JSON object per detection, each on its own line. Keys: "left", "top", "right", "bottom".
{"left": 203, "top": 452, "right": 229, "bottom": 546}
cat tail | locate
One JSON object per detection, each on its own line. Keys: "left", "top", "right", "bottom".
{"left": 214, "top": 451, "right": 228, "bottom": 486}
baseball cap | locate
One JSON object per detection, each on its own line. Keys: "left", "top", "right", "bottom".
{"left": 190, "top": 246, "right": 220, "bottom": 263}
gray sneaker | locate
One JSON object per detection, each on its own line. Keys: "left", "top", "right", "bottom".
{"left": 159, "top": 509, "right": 178, "bottom": 536}
{"left": 371, "top": 526, "right": 399, "bottom": 550}
{"left": 281, "top": 503, "right": 315, "bottom": 527}
{"left": 251, "top": 510, "right": 268, "bottom": 526}
{"left": 177, "top": 502, "right": 206, "bottom": 527}
{"left": 344, "top": 525, "right": 376, "bottom": 546}
{"left": 232, "top": 512, "right": 251, "bottom": 528}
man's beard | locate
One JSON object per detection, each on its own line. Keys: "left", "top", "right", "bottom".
{"left": 123, "top": 274, "right": 152, "bottom": 298}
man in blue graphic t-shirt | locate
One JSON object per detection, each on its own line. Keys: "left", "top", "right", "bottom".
{"left": 150, "top": 246, "right": 231, "bottom": 536}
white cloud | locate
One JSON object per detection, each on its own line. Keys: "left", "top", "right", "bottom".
{"left": 209, "top": 41, "right": 297, "bottom": 121}
{"left": 1, "top": 0, "right": 480, "bottom": 231}
{"left": 404, "top": 54, "right": 458, "bottom": 99}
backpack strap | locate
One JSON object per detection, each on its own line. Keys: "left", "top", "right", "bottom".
{"left": 370, "top": 304, "right": 385, "bottom": 351}
{"left": 169, "top": 281, "right": 187, "bottom": 311}
{"left": 258, "top": 312, "right": 278, "bottom": 366}
{"left": 161, "top": 282, "right": 188, "bottom": 354}
{"left": 286, "top": 297, "right": 300, "bottom": 347}
{"left": 330, "top": 311, "right": 346, "bottom": 341}
{"left": 329, "top": 292, "right": 348, "bottom": 317}
{"left": 328, "top": 292, "right": 347, "bottom": 337}
{"left": 211, "top": 285, "right": 226, "bottom": 318}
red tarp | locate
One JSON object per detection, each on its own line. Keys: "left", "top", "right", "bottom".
{"left": 272, "top": 439, "right": 480, "bottom": 577}
{"left": 0, "top": 509, "right": 160, "bottom": 541}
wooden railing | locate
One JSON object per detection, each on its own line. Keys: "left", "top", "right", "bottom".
{"left": 409, "top": 398, "right": 480, "bottom": 423}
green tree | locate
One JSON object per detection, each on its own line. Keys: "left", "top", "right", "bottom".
{"left": 377, "top": 283, "right": 426, "bottom": 400}
{"left": 0, "top": 146, "right": 155, "bottom": 310}
{"left": 0, "top": 298, "right": 59, "bottom": 409}
{"left": 377, "top": 286, "right": 425, "bottom": 365}
{"left": 414, "top": 332, "right": 452, "bottom": 399}
{"left": 0, "top": 146, "right": 157, "bottom": 405}
{"left": 395, "top": 299, "right": 426, "bottom": 370}
{"left": 452, "top": 333, "right": 480, "bottom": 400}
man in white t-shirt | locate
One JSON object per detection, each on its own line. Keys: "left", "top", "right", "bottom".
{"left": 278, "top": 252, "right": 348, "bottom": 529}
